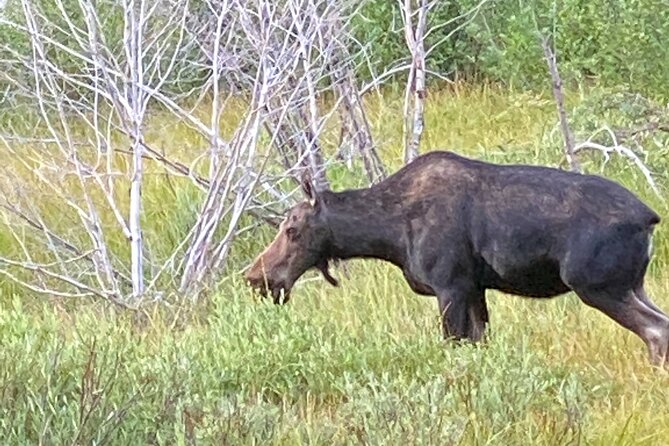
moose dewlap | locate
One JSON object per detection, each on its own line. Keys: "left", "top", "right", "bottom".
{"left": 245, "top": 151, "right": 668, "bottom": 367}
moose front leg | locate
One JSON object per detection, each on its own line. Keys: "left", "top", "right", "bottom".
{"left": 413, "top": 234, "right": 487, "bottom": 343}
{"left": 437, "top": 285, "right": 488, "bottom": 343}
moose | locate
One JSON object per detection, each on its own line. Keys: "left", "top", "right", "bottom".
{"left": 245, "top": 150, "right": 669, "bottom": 367}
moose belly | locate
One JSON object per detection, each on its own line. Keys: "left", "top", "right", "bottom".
{"left": 481, "top": 259, "right": 570, "bottom": 298}
{"left": 402, "top": 270, "right": 436, "bottom": 296}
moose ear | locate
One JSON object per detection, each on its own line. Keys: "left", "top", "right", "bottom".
{"left": 301, "top": 172, "right": 319, "bottom": 207}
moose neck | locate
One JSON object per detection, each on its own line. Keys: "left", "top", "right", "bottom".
{"left": 322, "top": 188, "right": 406, "bottom": 267}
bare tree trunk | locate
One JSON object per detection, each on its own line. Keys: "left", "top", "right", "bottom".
{"left": 541, "top": 35, "right": 581, "bottom": 173}
{"left": 125, "top": 0, "right": 146, "bottom": 298}
{"left": 330, "top": 47, "right": 386, "bottom": 182}
{"left": 400, "top": 0, "right": 429, "bottom": 164}
{"left": 129, "top": 137, "right": 144, "bottom": 298}
{"left": 290, "top": 3, "right": 329, "bottom": 192}
{"left": 325, "top": 9, "right": 386, "bottom": 182}
{"left": 208, "top": 0, "right": 232, "bottom": 179}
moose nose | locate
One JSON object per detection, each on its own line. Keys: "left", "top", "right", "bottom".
{"left": 244, "top": 267, "right": 261, "bottom": 287}
{"left": 244, "top": 262, "right": 270, "bottom": 291}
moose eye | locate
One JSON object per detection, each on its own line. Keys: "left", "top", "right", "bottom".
{"left": 286, "top": 227, "right": 299, "bottom": 240}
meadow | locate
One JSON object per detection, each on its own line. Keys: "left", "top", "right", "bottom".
{"left": 1, "top": 84, "right": 669, "bottom": 445}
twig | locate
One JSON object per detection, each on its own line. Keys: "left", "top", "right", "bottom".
{"left": 573, "top": 126, "right": 664, "bottom": 201}
{"left": 540, "top": 34, "right": 581, "bottom": 173}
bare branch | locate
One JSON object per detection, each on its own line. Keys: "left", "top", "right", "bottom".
{"left": 0, "top": 0, "right": 390, "bottom": 303}
{"left": 573, "top": 126, "right": 664, "bottom": 201}
{"left": 540, "top": 34, "right": 581, "bottom": 173}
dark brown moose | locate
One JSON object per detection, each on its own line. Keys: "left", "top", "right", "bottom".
{"left": 245, "top": 151, "right": 669, "bottom": 367}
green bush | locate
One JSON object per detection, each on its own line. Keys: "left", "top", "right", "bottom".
{"left": 351, "top": 0, "right": 478, "bottom": 82}
{"left": 3, "top": 0, "right": 669, "bottom": 98}
{"left": 351, "top": 0, "right": 669, "bottom": 99}
{"left": 467, "top": 0, "right": 669, "bottom": 99}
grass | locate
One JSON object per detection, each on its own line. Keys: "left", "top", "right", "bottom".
{"left": 2, "top": 83, "right": 669, "bottom": 444}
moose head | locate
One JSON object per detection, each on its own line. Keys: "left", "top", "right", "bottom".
{"left": 244, "top": 176, "right": 339, "bottom": 303}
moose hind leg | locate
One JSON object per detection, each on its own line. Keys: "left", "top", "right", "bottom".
{"left": 634, "top": 284, "right": 669, "bottom": 318}
{"left": 575, "top": 287, "right": 669, "bottom": 367}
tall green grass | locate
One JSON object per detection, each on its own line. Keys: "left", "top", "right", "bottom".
{"left": 1, "top": 84, "right": 669, "bottom": 445}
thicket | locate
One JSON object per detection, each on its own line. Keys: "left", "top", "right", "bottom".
{"left": 4, "top": 0, "right": 668, "bottom": 99}
{"left": 353, "top": 0, "right": 669, "bottom": 100}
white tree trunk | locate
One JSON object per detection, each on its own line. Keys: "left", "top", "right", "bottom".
{"left": 126, "top": 0, "right": 146, "bottom": 298}
{"left": 400, "top": 0, "right": 429, "bottom": 164}
{"left": 129, "top": 136, "right": 144, "bottom": 297}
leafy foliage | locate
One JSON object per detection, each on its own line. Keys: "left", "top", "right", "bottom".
{"left": 351, "top": 0, "right": 669, "bottom": 98}
{"left": 5, "top": 0, "right": 669, "bottom": 97}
